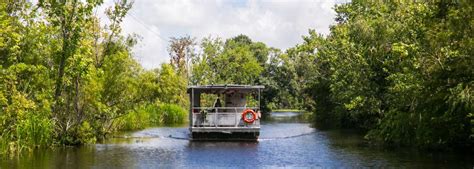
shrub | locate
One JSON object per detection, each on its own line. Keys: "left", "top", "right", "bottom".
{"left": 114, "top": 103, "right": 187, "bottom": 131}
{"left": 158, "top": 103, "right": 187, "bottom": 125}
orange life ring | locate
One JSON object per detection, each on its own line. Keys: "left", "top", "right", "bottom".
{"left": 242, "top": 109, "right": 257, "bottom": 123}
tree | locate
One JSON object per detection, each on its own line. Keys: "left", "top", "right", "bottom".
{"left": 168, "top": 36, "right": 196, "bottom": 78}
{"left": 191, "top": 35, "right": 267, "bottom": 85}
{"left": 156, "top": 64, "right": 188, "bottom": 106}
{"left": 302, "top": 1, "right": 473, "bottom": 148}
{"left": 0, "top": 0, "right": 147, "bottom": 151}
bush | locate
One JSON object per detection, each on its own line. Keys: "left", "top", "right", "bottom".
{"left": 0, "top": 113, "right": 54, "bottom": 155}
{"left": 77, "top": 121, "right": 97, "bottom": 144}
{"left": 116, "top": 105, "right": 152, "bottom": 131}
{"left": 158, "top": 103, "right": 187, "bottom": 125}
{"left": 18, "top": 114, "right": 54, "bottom": 148}
{"left": 115, "top": 103, "right": 187, "bottom": 131}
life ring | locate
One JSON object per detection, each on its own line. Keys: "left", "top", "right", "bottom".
{"left": 242, "top": 109, "right": 257, "bottom": 123}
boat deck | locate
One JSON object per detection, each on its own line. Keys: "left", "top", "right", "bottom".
{"left": 188, "top": 85, "right": 264, "bottom": 141}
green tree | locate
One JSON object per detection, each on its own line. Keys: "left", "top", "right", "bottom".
{"left": 191, "top": 35, "right": 266, "bottom": 85}
{"left": 156, "top": 63, "right": 187, "bottom": 107}
{"left": 0, "top": 0, "right": 149, "bottom": 152}
{"left": 302, "top": 1, "right": 473, "bottom": 148}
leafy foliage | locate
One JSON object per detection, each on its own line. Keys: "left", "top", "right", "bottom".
{"left": 0, "top": 0, "right": 188, "bottom": 154}
{"left": 192, "top": 35, "right": 265, "bottom": 85}
{"left": 116, "top": 103, "right": 187, "bottom": 131}
{"left": 1, "top": 0, "right": 471, "bottom": 153}
{"left": 295, "top": 1, "right": 473, "bottom": 149}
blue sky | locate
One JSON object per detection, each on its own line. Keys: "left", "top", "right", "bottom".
{"left": 101, "top": 0, "right": 344, "bottom": 69}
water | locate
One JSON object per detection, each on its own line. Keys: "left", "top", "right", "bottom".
{"left": 1, "top": 112, "right": 473, "bottom": 168}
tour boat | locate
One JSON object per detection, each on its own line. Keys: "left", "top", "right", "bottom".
{"left": 188, "top": 85, "right": 264, "bottom": 141}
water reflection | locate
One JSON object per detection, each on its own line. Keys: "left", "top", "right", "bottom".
{"left": 1, "top": 111, "right": 473, "bottom": 168}
{"left": 262, "top": 111, "right": 310, "bottom": 123}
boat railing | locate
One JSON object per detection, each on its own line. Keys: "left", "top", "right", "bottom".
{"left": 191, "top": 107, "right": 260, "bottom": 128}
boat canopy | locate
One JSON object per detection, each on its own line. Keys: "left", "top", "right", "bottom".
{"left": 187, "top": 84, "right": 264, "bottom": 94}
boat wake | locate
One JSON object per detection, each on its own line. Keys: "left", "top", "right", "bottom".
{"left": 164, "top": 131, "right": 316, "bottom": 141}
{"left": 166, "top": 135, "right": 190, "bottom": 140}
{"left": 258, "top": 131, "right": 315, "bottom": 141}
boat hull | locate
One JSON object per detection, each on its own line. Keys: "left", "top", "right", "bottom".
{"left": 190, "top": 127, "right": 259, "bottom": 141}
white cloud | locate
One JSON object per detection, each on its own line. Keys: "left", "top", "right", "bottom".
{"left": 104, "top": 0, "right": 339, "bottom": 69}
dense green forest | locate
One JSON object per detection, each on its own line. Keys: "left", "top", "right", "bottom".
{"left": 0, "top": 0, "right": 472, "bottom": 155}
{"left": 0, "top": 0, "right": 188, "bottom": 154}
{"left": 306, "top": 1, "right": 473, "bottom": 149}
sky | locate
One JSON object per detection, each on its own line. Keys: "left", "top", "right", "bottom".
{"left": 100, "top": 0, "right": 345, "bottom": 69}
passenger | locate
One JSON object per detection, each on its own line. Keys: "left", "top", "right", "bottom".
{"left": 214, "top": 97, "right": 222, "bottom": 108}
{"left": 212, "top": 97, "right": 222, "bottom": 113}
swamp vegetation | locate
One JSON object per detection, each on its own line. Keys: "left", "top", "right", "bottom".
{"left": 0, "top": 0, "right": 472, "bottom": 156}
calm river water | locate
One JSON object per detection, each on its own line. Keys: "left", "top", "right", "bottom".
{"left": 1, "top": 112, "right": 473, "bottom": 168}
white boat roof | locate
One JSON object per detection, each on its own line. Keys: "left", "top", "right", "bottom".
{"left": 187, "top": 84, "right": 264, "bottom": 93}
